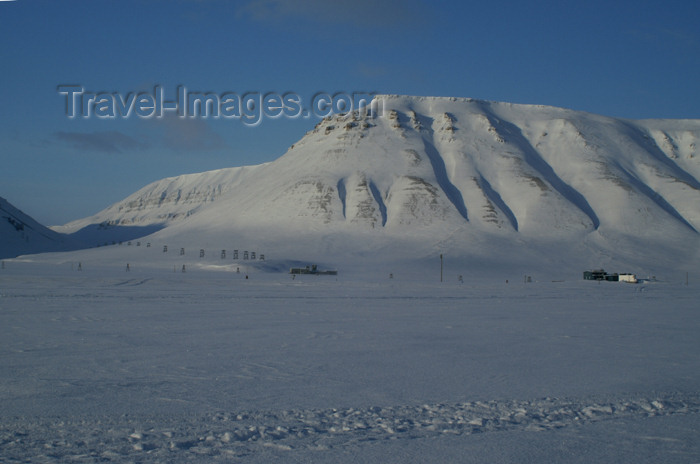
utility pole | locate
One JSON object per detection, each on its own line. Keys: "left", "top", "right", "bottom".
{"left": 440, "top": 254, "right": 443, "bottom": 283}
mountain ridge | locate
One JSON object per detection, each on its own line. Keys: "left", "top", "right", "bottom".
{"left": 5, "top": 95, "right": 700, "bottom": 271}
{"left": 134, "top": 95, "right": 699, "bottom": 271}
{"left": 0, "top": 196, "right": 77, "bottom": 259}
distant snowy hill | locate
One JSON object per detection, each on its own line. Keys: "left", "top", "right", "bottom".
{"left": 49, "top": 95, "right": 700, "bottom": 272}
{"left": 52, "top": 165, "right": 266, "bottom": 247}
{"left": 0, "top": 197, "right": 75, "bottom": 259}
{"left": 54, "top": 164, "right": 265, "bottom": 234}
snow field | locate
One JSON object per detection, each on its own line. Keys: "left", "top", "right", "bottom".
{"left": 3, "top": 392, "right": 700, "bottom": 462}
{"left": 1, "top": 263, "right": 699, "bottom": 462}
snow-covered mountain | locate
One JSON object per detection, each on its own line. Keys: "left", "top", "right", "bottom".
{"left": 50, "top": 95, "right": 700, "bottom": 272}
{"left": 52, "top": 165, "right": 266, "bottom": 247}
{"left": 54, "top": 164, "right": 265, "bottom": 233}
{"left": 0, "top": 197, "right": 76, "bottom": 259}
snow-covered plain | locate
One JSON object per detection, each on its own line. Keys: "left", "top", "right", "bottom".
{"left": 1, "top": 254, "right": 700, "bottom": 463}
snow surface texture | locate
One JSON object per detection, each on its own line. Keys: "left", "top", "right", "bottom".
{"left": 1, "top": 260, "right": 700, "bottom": 463}
{"left": 43, "top": 95, "right": 700, "bottom": 274}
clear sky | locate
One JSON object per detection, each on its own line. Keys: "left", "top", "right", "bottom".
{"left": 1, "top": 0, "right": 699, "bottom": 225}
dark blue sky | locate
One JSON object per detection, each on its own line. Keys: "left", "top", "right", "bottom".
{"left": 1, "top": 0, "right": 699, "bottom": 224}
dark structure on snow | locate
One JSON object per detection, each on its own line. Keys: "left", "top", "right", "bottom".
{"left": 583, "top": 269, "right": 637, "bottom": 283}
{"left": 290, "top": 264, "right": 338, "bottom": 276}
